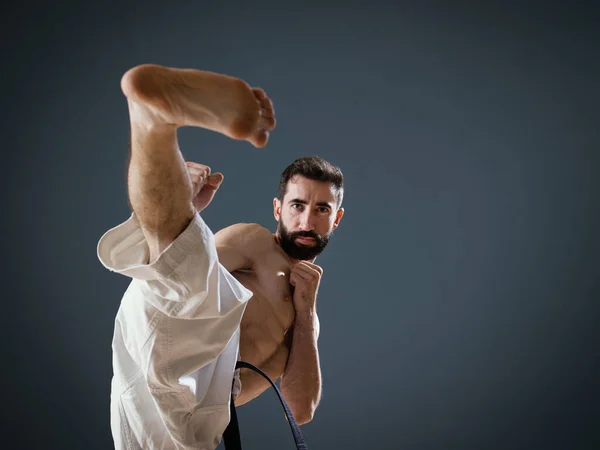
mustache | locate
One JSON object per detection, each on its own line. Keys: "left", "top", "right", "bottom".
{"left": 292, "top": 231, "right": 321, "bottom": 240}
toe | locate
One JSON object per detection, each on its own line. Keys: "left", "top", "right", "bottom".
{"left": 260, "top": 104, "right": 273, "bottom": 119}
{"left": 249, "top": 128, "right": 269, "bottom": 148}
{"left": 259, "top": 110, "right": 276, "bottom": 130}
{"left": 261, "top": 97, "right": 274, "bottom": 115}
{"left": 253, "top": 88, "right": 267, "bottom": 101}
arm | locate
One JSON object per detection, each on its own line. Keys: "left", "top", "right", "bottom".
{"left": 280, "top": 262, "right": 324, "bottom": 425}
{"left": 281, "top": 310, "right": 322, "bottom": 425}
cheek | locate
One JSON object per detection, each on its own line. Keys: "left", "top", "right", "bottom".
{"left": 317, "top": 216, "right": 336, "bottom": 233}
{"left": 281, "top": 210, "right": 298, "bottom": 226}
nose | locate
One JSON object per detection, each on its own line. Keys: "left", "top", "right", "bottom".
{"left": 298, "top": 211, "right": 316, "bottom": 231}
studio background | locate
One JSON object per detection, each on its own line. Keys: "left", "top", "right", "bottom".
{"left": 3, "top": 1, "right": 599, "bottom": 449}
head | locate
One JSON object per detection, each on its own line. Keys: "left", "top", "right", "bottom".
{"left": 273, "top": 156, "right": 345, "bottom": 261}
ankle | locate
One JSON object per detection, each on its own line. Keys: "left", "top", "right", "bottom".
{"left": 128, "top": 100, "right": 179, "bottom": 131}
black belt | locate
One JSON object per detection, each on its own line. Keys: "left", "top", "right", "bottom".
{"left": 223, "top": 360, "right": 308, "bottom": 450}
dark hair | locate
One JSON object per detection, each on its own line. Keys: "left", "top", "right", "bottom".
{"left": 278, "top": 156, "right": 344, "bottom": 208}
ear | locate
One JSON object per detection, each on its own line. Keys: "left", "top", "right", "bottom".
{"left": 332, "top": 207, "right": 344, "bottom": 230}
{"left": 273, "top": 197, "right": 282, "bottom": 221}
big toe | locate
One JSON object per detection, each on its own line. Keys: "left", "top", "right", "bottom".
{"left": 249, "top": 128, "right": 269, "bottom": 148}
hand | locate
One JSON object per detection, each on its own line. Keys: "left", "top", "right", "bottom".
{"left": 185, "top": 161, "right": 224, "bottom": 212}
{"left": 290, "top": 262, "right": 323, "bottom": 314}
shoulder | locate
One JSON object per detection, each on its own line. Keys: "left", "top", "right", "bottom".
{"left": 214, "top": 223, "right": 274, "bottom": 273}
{"left": 215, "top": 222, "right": 275, "bottom": 253}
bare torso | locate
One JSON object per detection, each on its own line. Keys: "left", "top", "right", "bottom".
{"left": 215, "top": 224, "right": 296, "bottom": 405}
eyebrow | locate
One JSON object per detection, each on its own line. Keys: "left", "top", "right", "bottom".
{"left": 288, "top": 198, "right": 333, "bottom": 208}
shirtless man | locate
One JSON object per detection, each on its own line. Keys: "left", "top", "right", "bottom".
{"left": 97, "top": 64, "right": 344, "bottom": 450}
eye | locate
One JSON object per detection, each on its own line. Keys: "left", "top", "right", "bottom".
{"left": 291, "top": 203, "right": 303, "bottom": 210}
{"left": 317, "top": 207, "right": 330, "bottom": 214}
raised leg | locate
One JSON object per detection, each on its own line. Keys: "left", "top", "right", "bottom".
{"left": 120, "top": 64, "right": 276, "bottom": 261}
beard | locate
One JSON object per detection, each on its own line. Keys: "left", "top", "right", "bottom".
{"left": 276, "top": 220, "right": 332, "bottom": 261}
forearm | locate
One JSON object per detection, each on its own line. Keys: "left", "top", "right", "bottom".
{"left": 280, "top": 310, "right": 321, "bottom": 424}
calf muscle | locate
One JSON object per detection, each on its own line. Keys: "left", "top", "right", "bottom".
{"left": 127, "top": 122, "right": 195, "bottom": 261}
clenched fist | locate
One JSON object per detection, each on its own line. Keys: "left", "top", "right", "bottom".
{"left": 290, "top": 261, "right": 323, "bottom": 313}
{"left": 186, "top": 161, "right": 224, "bottom": 212}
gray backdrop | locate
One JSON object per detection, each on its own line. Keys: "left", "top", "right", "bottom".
{"left": 3, "top": 1, "right": 599, "bottom": 449}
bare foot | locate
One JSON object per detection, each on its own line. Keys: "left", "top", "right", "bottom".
{"left": 120, "top": 64, "right": 276, "bottom": 148}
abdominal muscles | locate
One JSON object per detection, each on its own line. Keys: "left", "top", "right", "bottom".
{"left": 233, "top": 270, "right": 295, "bottom": 401}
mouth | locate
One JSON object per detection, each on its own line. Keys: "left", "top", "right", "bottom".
{"left": 296, "top": 236, "right": 316, "bottom": 245}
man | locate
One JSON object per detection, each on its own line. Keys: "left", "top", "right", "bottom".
{"left": 97, "top": 63, "right": 345, "bottom": 450}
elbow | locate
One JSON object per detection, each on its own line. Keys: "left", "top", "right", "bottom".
{"left": 292, "top": 404, "right": 316, "bottom": 426}
{"left": 295, "top": 412, "right": 313, "bottom": 426}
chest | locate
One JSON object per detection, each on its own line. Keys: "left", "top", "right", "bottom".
{"left": 236, "top": 253, "right": 295, "bottom": 334}
{"left": 256, "top": 257, "right": 293, "bottom": 303}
